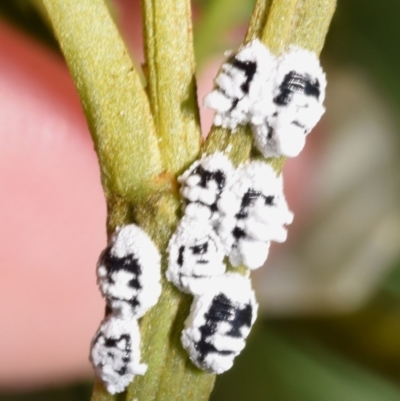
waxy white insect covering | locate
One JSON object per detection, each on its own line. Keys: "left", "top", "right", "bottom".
{"left": 90, "top": 315, "right": 147, "bottom": 394}
{"left": 167, "top": 217, "right": 226, "bottom": 294}
{"left": 181, "top": 273, "right": 258, "bottom": 374}
{"left": 178, "top": 152, "right": 235, "bottom": 222}
{"left": 204, "top": 39, "right": 276, "bottom": 130}
{"left": 90, "top": 224, "right": 162, "bottom": 393}
{"left": 252, "top": 47, "right": 327, "bottom": 158}
{"left": 97, "top": 224, "right": 162, "bottom": 319}
{"left": 167, "top": 152, "right": 294, "bottom": 373}
{"left": 218, "top": 161, "right": 293, "bottom": 269}
{"left": 205, "top": 40, "right": 327, "bottom": 158}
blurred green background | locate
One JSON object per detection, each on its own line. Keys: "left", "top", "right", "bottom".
{"left": 1, "top": 0, "right": 400, "bottom": 400}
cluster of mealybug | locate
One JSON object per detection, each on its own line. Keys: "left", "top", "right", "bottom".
{"left": 90, "top": 224, "right": 161, "bottom": 394}
{"left": 167, "top": 153, "right": 233, "bottom": 297}
{"left": 167, "top": 152, "right": 292, "bottom": 373}
{"left": 204, "top": 40, "right": 276, "bottom": 130}
{"left": 184, "top": 39, "right": 326, "bottom": 373}
{"left": 170, "top": 154, "right": 293, "bottom": 274}
{"left": 205, "top": 39, "right": 327, "bottom": 158}
{"left": 90, "top": 39, "right": 325, "bottom": 383}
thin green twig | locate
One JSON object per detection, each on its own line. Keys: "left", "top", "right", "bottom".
{"left": 142, "top": 0, "right": 201, "bottom": 174}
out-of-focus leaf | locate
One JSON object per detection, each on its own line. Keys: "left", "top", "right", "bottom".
{"left": 326, "top": 0, "right": 400, "bottom": 117}
{"left": 384, "top": 261, "right": 400, "bottom": 297}
{"left": 0, "top": 0, "right": 58, "bottom": 51}
{"left": 253, "top": 67, "right": 400, "bottom": 316}
{"left": 0, "top": 0, "right": 116, "bottom": 54}
{"left": 0, "top": 382, "right": 91, "bottom": 401}
{"left": 270, "top": 293, "right": 400, "bottom": 386}
{"left": 265, "top": 264, "right": 400, "bottom": 387}
{"left": 194, "top": 0, "right": 256, "bottom": 68}
{"left": 211, "top": 324, "right": 400, "bottom": 401}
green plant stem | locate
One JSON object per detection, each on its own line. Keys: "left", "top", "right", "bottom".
{"left": 108, "top": 1, "right": 218, "bottom": 400}
{"left": 133, "top": 2, "right": 337, "bottom": 399}
{"left": 120, "top": 191, "right": 217, "bottom": 401}
{"left": 42, "top": 0, "right": 163, "bottom": 207}
{"left": 44, "top": 0, "right": 336, "bottom": 400}
{"left": 142, "top": 0, "right": 201, "bottom": 174}
{"left": 262, "top": 0, "right": 336, "bottom": 54}
{"left": 245, "top": 0, "right": 272, "bottom": 43}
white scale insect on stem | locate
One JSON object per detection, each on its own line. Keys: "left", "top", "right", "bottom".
{"left": 90, "top": 224, "right": 162, "bottom": 394}
{"left": 205, "top": 40, "right": 327, "bottom": 158}
{"left": 181, "top": 273, "right": 258, "bottom": 374}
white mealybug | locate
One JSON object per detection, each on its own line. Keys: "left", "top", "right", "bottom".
{"left": 179, "top": 152, "right": 234, "bottom": 222}
{"left": 166, "top": 218, "right": 226, "bottom": 294}
{"left": 97, "top": 224, "right": 162, "bottom": 319}
{"left": 218, "top": 161, "right": 293, "bottom": 269}
{"left": 90, "top": 314, "right": 147, "bottom": 394}
{"left": 204, "top": 39, "right": 276, "bottom": 130}
{"left": 252, "top": 47, "right": 327, "bottom": 158}
{"left": 181, "top": 273, "right": 258, "bottom": 374}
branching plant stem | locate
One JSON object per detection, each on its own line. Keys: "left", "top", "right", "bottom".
{"left": 42, "top": 0, "right": 336, "bottom": 400}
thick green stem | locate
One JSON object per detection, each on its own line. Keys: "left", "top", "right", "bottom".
{"left": 142, "top": 0, "right": 201, "bottom": 174}
{"left": 44, "top": 0, "right": 336, "bottom": 400}
{"left": 135, "top": 2, "right": 337, "bottom": 399}
{"left": 114, "top": 1, "right": 218, "bottom": 399}
{"left": 262, "top": 0, "right": 336, "bottom": 54}
{"left": 125, "top": 192, "right": 216, "bottom": 401}
{"left": 42, "top": 0, "right": 163, "bottom": 204}
{"left": 245, "top": 0, "right": 272, "bottom": 43}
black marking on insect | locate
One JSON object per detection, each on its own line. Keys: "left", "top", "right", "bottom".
{"left": 100, "top": 248, "right": 143, "bottom": 309}
{"left": 177, "top": 246, "right": 185, "bottom": 267}
{"left": 229, "top": 97, "right": 240, "bottom": 112}
{"left": 93, "top": 333, "right": 132, "bottom": 376}
{"left": 211, "top": 55, "right": 258, "bottom": 114}
{"left": 235, "top": 189, "right": 275, "bottom": 219}
{"left": 194, "top": 293, "right": 253, "bottom": 362}
{"left": 216, "top": 86, "right": 240, "bottom": 113}
{"left": 228, "top": 56, "right": 257, "bottom": 95}
{"left": 274, "top": 71, "right": 320, "bottom": 106}
{"left": 108, "top": 295, "right": 140, "bottom": 309}
{"left": 190, "top": 242, "right": 209, "bottom": 255}
{"left": 191, "top": 165, "right": 226, "bottom": 193}
{"left": 192, "top": 199, "right": 219, "bottom": 214}
{"left": 291, "top": 120, "right": 308, "bottom": 134}
{"left": 267, "top": 124, "right": 273, "bottom": 140}
{"left": 101, "top": 249, "right": 142, "bottom": 291}
{"left": 105, "top": 304, "right": 113, "bottom": 316}
{"left": 176, "top": 242, "right": 211, "bottom": 278}
{"left": 171, "top": 233, "right": 222, "bottom": 291}
{"left": 187, "top": 165, "right": 228, "bottom": 214}
{"left": 232, "top": 227, "right": 246, "bottom": 240}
